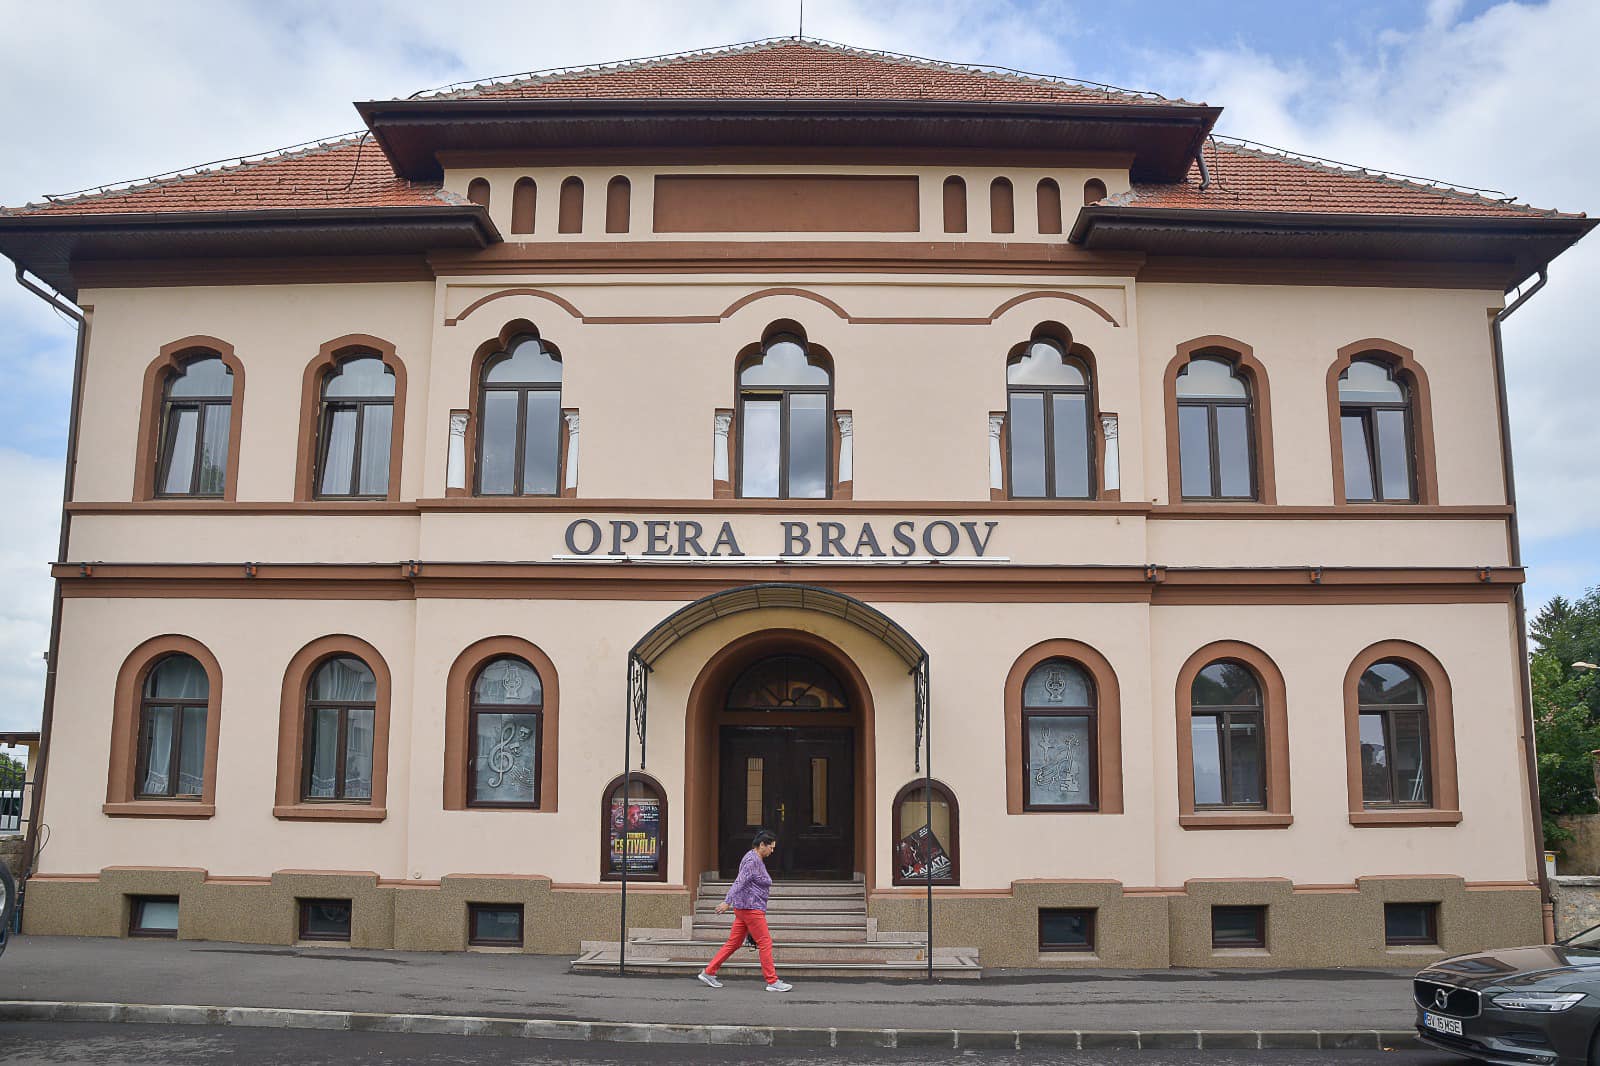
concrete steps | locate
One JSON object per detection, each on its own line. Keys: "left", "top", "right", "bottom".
{"left": 570, "top": 875, "right": 981, "bottom": 980}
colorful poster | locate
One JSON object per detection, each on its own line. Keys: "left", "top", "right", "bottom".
{"left": 609, "top": 795, "right": 662, "bottom": 875}
{"left": 895, "top": 824, "right": 952, "bottom": 882}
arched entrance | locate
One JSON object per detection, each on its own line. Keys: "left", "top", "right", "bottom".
{"left": 684, "top": 629, "right": 876, "bottom": 884}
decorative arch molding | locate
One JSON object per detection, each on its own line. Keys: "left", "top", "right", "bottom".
{"left": 459, "top": 321, "right": 568, "bottom": 499}
{"left": 1325, "top": 338, "right": 1440, "bottom": 505}
{"left": 1172, "top": 640, "right": 1293, "bottom": 829}
{"left": 1002, "top": 638, "right": 1123, "bottom": 815}
{"left": 443, "top": 635, "right": 561, "bottom": 813}
{"left": 890, "top": 778, "right": 960, "bottom": 885}
{"left": 105, "top": 634, "right": 224, "bottom": 817}
{"left": 1162, "top": 335, "right": 1278, "bottom": 505}
{"left": 132, "top": 336, "right": 246, "bottom": 501}
{"left": 1001, "top": 321, "right": 1111, "bottom": 502}
{"left": 274, "top": 634, "right": 393, "bottom": 821}
{"left": 682, "top": 627, "right": 879, "bottom": 891}
{"left": 293, "top": 334, "right": 408, "bottom": 502}
{"left": 1341, "top": 639, "right": 1460, "bottom": 827}
{"left": 445, "top": 285, "right": 1122, "bottom": 329}
{"left": 600, "top": 771, "right": 667, "bottom": 882}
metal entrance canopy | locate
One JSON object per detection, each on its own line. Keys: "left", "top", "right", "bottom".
{"left": 617, "top": 582, "right": 936, "bottom": 978}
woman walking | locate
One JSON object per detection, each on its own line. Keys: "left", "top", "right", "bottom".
{"left": 698, "top": 829, "right": 791, "bottom": 991}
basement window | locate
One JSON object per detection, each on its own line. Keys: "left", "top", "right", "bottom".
{"left": 1038, "top": 908, "right": 1096, "bottom": 952}
{"left": 468, "top": 903, "right": 525, "bottom": 947}
{"left": 128, "top": 895, "right": 180, "bottom": 938}
{"left": 298, "top": 898, "right": 352, "bottom": 942}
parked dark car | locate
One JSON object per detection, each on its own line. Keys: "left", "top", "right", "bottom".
{"left": 1416, "top": 927, "right": 1600, "bottom": 1064}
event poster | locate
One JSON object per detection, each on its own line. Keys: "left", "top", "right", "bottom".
{"left": 608, "top": 795, "right": 662, "bottom": 875}
{"left": 895, "top": 824, "right": 952, "bottom": 881}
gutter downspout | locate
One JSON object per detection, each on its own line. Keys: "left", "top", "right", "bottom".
{"left": 1490, "top": 267, "right": 1552, "bottom": 941}
{"left": 11, "top": 267, "right": 89, "bottom": 891}
{"left": 1196, "top": 140, "right": 1212, "bottom": 191}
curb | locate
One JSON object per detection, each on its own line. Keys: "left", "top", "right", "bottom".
{"left": 0, "top": 1000, "right": 1421, "bottom": 1051}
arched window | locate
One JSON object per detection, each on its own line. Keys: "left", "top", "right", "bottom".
{"left": 136, "top": 655, "right": 209, "bottom": 799}
{"left": 558, "top": 176, "right": 584, "bottom": 233}
{"left": 1021, "top": 658, "right": 1097, "bottom": 810}
{"left": 990, "top": 177, "right": 1014, "bottom": 233}
{"left": 1036, "top": 179, "right": 1063, "bottom": 234}
{"left": 942, "top": 176, "right": 967, "bottom": 233}
{"left": 314, "top": 353, "right": 396, "bottom": 498}
{"left": 602, "top": 772, "right": 666, "bottom": 882}
{"left": 605, "top": 176, "right": 631, "bottom": 233}
{"left": 1083, "top": 178, "right": 1107, "bottom": 205}
{"left": 469, "top": 656, "right": 543, "bottom": 807}
{"left": 1357, "top": 660, "right": 1431, "bottom": 807}
{"left": 156, "top": 354, "right": 234, "bottom": 497}
{"left": 725, "top": 655, "right": 847, "bottom": 712}
{"left": 1007, "top": 335, "right": 1093, "bottom": 498}
{"left": 1190, "top": 661, "right": 1265, "bottom": 808}
{"left": 892, "top": 780, "right": 959, "bottom": 885}
{"left": 302, "top": 656, "right": 377, "bottom": 803}
{"left": 511, "top": 177, "right": 537, "bottom": 234}
{"left": 1175, "top": 353, "right": 1257, "bottom": 500}
{"left": 737, "top": 332, "right": 832, "bottom": 499}
{"left": 1337, "top": 357, "right": 1416, "bottom": 502}
{"left": 475, "top": 333, "right": 562, "bottom": 496}
{"left": 466, "top": 178, "right": 490, "bottom": 208}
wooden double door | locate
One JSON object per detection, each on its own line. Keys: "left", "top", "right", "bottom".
{"left": 718, "top": 726, "right": 854, "bottom": 879}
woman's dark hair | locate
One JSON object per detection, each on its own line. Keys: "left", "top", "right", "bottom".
{"left": 752, "top": 829, "right": 778, "bottom": 848}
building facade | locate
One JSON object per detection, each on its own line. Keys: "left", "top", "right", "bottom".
{"left": 2, "top": 40, "right": 1592, "bottom": 969}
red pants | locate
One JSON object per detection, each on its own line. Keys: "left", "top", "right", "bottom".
{"left": 704, "top": 908, "right": 777, "bottom": 984}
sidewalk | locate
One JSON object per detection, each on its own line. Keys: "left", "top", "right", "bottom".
{"left": 0, "top": 935, "right": 1423, "bottom": 1049}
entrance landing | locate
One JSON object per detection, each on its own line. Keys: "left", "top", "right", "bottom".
{"left": 570, "top": 876, "right": 981, "bottom": 979}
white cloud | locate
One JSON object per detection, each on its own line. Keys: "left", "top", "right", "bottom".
{"left": 0, "top": 449, "right": 62, "bottom": 733}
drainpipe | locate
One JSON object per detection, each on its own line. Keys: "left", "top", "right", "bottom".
{"left": 11, "top": 266, "right": 90, "bottom": 891}
{"left": 1196, "top": 141, "right": 1213, "bottom": 191}
{"left": 1490, "top": 267, "right": 1553, "bottom": 941}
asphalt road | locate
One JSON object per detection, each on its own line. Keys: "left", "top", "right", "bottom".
{"left": 0, "top": 1023, "right": 1464, "bottom": 1066}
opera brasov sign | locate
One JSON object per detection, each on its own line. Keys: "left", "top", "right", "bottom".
{"left": 561, "top": 519, "right": 1002, "bottom": 560}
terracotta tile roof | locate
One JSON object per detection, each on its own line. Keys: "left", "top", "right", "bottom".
{"left": 1, "top": 138, "right": 459, "bottom": 218}
{"left": 431, "top": 39, "right": 1177, "bottom": 106}
{"left": 1116, "top": 140, "right": 1577, "bottom": 220}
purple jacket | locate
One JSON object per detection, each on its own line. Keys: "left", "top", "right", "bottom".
{"left": 723, "top": 849, "right": 772, "bottom": 911}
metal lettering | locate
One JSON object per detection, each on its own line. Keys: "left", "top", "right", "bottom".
{"left": 922, "top": 520, "right": 959, "bottom": 557}
{"left": 782, "top": 522, "right": 812, "bottom": 556}
{"left": 961, "top": 520, "right": 999, "bottom": 557}
{"left": 610, "top": 521, "right": 639, "bottom": 555}
{"left": 818, "top": 521, "right": 848, "bottom": 557}
{"left": 565, "top": 519, "right": 602, "bottom": 555}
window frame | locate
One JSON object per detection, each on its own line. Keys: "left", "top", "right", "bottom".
{"left": 274, "top": 636, "right": 392, "bottom": 822}
{"left": 1384, "top": 901, "right": 1439, "bottom": 946}
{"left": 1326, "top": 340, "right": 1438, "bottom": 507}
{"left": 128, "top": 895, "right": 181, "bottom": 939}
{"left": 300, "top": 657, "right": 378, "bottom": 805}
{"left": 474, "top": 334, "right": 563, "bottom": 498}
{"left": 154, "top": 357, "right": 233, "bottom": 499}
{"left": 1038, "top": 907, "right": 1097, "bottom": 953}
{"left": 297, "top": 897, "right": 353, "bottom": 942}
{"left": 1337, "top": 359, "right": 1418, "bottom": 503}
{"left": 1163, "top": 337, "right": 1276, "bottom": 506}
{"left": 1188, "top": 661, "right": 1267, "bottom": 811}
{"left": 1358, "top": 665, "right": 1433, "bottom": 809}
{"left": 735, "top": 333, "right": 834, "bottom": 501}
{"left": 133, "top": 655, "right": 209, "bottom": 801}
{"left": 1176, "top": 360, "right": 1258, "bottom": 502}
{"left": 600, "top": 772, "right": 668, "bottom": 883}
{"left": 1211, "top": 904, "right": 1267, "bottom": 949}
{"left": 891, "top": 779, "right": 960, "bottom": 886}
{"left": 1005, "top": 339, "right": 1096, "bottom": 500}
{"left": 467, "top": 902, "right": 525, "bottom": 947}
{"left": 466, "top": 656, "right": 545, "bottom": 810}
{"left": 1342, "top": 641, "right": 1459, "bottom": 827}
{"left": 443, "top": 637, "right": 561, "bottom": 814}
{"left": 313, "top": 355, "right": 396, "bottom": 501}
{"left": 1019, "top": 658, "right": 1100, "bottom": 813}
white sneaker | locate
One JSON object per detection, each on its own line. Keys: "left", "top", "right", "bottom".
{"left": 697, "top": 971, "right": 722, "bottom": 988}
{"left": 765, "top": 980, "right": 793, "bottom": 992}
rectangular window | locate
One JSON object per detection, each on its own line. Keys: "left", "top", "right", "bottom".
{"left": 1177, "top": 404, "right": 1212, "bottom": 498}
{"left": 468, "top": 903, "right": 525, "bottom": 947}
{"left": 1360, "top": 711, "right": 1431, "bottom": 806}
{"left": 740, "top": 399, "right": 781, "bottom": 498}
{"left": 158, "top": 408, "right": 200, "bottom": 495}
{"left": 1051, "top": 392, "right": 1091, "bottom": 498}
{"left": 1038, "top": 908, "right": 1096, "bottom": 952}
{"left": 787, "top": 393, "right": 829, "bottom": 500}
{"left": 1008, "top": 392, "right": 1047, "bottom": 498}
{"left": 1340, "top": 412, "right": 1376, "bottom": 501}
{"left": 196, "top": 405, "right": 231, "bottom": 496}
{"left": 470, "top": 711, "right": 540, "bottom": 806}
{"left": 522, "top": 391, "right": 562, "bottom": 496}
{"left": 1024, "top": 713, "right": 1095, "bottom": 810}
{"left": 1212, "top": 905, "right": 1267, "bottom": 949}
{"left": 745, "top": 757, "right": 764, "bottom": 826}
{"left": 477, "top": 391, "right": 519, "bottom": 495}
{"left": 810, "top": 757, "right": 828, "bottom": 826}
{"left": 1375, "top": 407, "right": 1413, "bottom": 501}
{"left": 1385, "top": 902, "right": 1438, "bottom": 946}
{"left": 298, "top": 898, "right": 353, "bottom": 942}
{"left": 1214, "top": 405, "right": 1253, "bottom": 498}
{"left": 319, "top": 407, "right": 358, "bottom": 496}
{"left": 129, "top": 895, "right": 180, "bottom": 938}
{"left": 356, "top": 404, "right": 393, "bottom": 496}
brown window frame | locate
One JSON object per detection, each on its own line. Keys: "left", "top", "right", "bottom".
{"left": 1020, "top": 658, "right": 1099, "bottom": 813}
{"left": 1211, "top": 905, "right": 1267, "bottom": 949}
{"left": 297, "top": 897, "right": 353, "bottom": 942}
{"left": 1358, "top": 672, "right": 1433, "bottom": 809}
{"left": 1342, "top": 641, "right": 1459, "bottom": 827}
{"left": 891, "top": 779, "right": 960, "bottom": 886}
{"left": 735, "top": 332, "right": 834, "bottom": 501}
{"left": 128, "top": 895, "right": 180, "bottom": 938}
{"left": 467, "top": 902, "right": 525, "bottom": 947}
{"left": 134, "top": 655, "right": 209, "bottom": 801}
{"left": 154, "top": 356, "right": 233, "bottom": 500}
{"left": 1384, "top": 901, "right": 1439, "bottom": 946}
{"left": 300, "top": 657, "right": 378, "bottom": 805}
{"left": 466, "top": 657, "right": 545, "bottom": 810}
{"left": 473, "top": 336, "right": 563, "bottom": 498}
{"left": 1189, "top": 661, "right": 1267, "bottom": 811}
{"left": 1005, "top": 338, "right": 1095, "bottom": 500}
{"left": 1038, "top": 907, "right": 1096, "bottom": 952}
{"left": 1176, "top": 360, "right": 1259, "bottom": 502}
{"left": 312, "top": 354, "right": 396, "bottom": 501}
{"left": 1337, "top": 357, "right": 1418, "bottom": 503}
{"left": 600, "top": 772, "right": 668, "bottom": 883}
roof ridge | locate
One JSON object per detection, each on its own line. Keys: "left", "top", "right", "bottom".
{"left": 414, "top": 35, "right": 1179, "bottom": 105}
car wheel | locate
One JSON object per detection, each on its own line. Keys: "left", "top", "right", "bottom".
{"left": 0, "top": 863, "right": 14, "bottom": 959}
{"left": 1588, "top": 1020, "right": 1600, "bottom": 1066}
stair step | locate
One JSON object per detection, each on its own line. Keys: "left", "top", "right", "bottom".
{"left": 571, "top": 950, "right": 980, "bottom": 980}
{"left": 619, "top": 939, "right": 933, "bottom": 963}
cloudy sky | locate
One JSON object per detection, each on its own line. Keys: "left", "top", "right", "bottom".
{"left": 0, "top": 0, "right": 1595, "bottom": 733}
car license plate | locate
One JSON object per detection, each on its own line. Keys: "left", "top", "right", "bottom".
{"left": 1423, "top": 1011, "right": 1464, "bottom": 1037}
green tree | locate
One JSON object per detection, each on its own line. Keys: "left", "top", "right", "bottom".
{"left": 1532, "top": 585, "right": 1600, "bottom": 847}
{"left": 0, "top": 752, "right": 21, "bottom": 778}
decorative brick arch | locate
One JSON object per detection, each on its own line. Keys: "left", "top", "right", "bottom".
{"left": 132, "top": 336, "right": 245, "bottom": 501}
